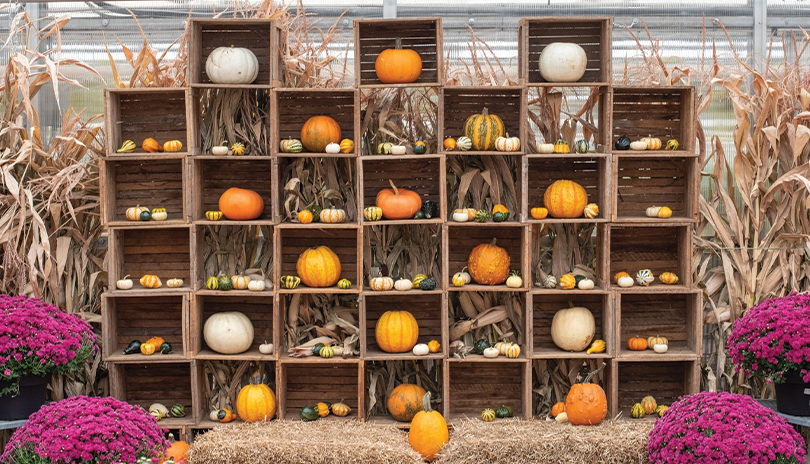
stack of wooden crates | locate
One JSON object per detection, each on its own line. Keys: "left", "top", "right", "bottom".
{"left": 101, "top": 16, "right": 700, "bottom": 439}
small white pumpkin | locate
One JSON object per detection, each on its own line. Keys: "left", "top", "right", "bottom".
{"left": 455, "top": 136, "right": 473, "bottom": 151}
{"left": 505, "top": 344, "right": 521, "bottom": 358}
{"left": 506, "top": 274, "right": 523, "bottom": 288}
{"left": 325, "top": 142, "right": 341, "bottom": 154}
{"left": 203, "top": 311, "right": 254, "bottom": 354}
{"left": 150, "top": 209, "right": 168, "bottom": 221}
{"left": 391, "top": 144, "right": 407, "bottom": 155}
{"left": 149, "top": 403, "right": 170, "bottom": 419}
{"left": 537, "top": 143, "right": 555, "bottom": 154}
{"left": 370, "top": 276, "right": 394, "bottom": 291}
{"left": 538, "top": 42, "right": 587, "bottom": 83}
{"left": 211, "top": 145, "right": 230, "bottom": 156}
{"left": 617, "top": 275, "right": 635, "bottom": 288}
{"left": 495, "top": 134, "right": 521, "bottom": 152}
{"left": 116, "top": 275, "right": 133, "bottom": 290}
{"left": 452, "top": 272, "right": 467, "bottom": 287}
{"left": 247, "top": 279, "right": 266, "bottom": 292}
{"left": 452, "top": 209, "right": 471, "bottom": 222}
{"left": 331, "top": 345, "right": 345, "bottom": 356}
{"left": 394, "top": 278, "right": 413, "bottom": 291}
{"left": 483, "top": 347, "right": 499, "bottom": 358}
{"left": 496, "top": 342, "right": 511, "bottom": 356}
{"left": 646, "top": 206, "right": 662, "bottom": 217}
{"left": 630, "top": 140, "right": 648, "bottom": 151}
{"left": 205, "top": 46, "right": 259, "bottom": 85}
{"left": 577, "top": 278, "right": 595, "bottom": 290}
{"left": 412, "top": 343, "right": 430, "bottom": 356}
{"left": 166, "top": 278, "right": 184, "bottom": 288}
{"left": 555, "top": 411, "right": 569, "bottom": 423}
{"left": 654, "top": 344, "right": 668, "bottom": 354}
{"left": 209, "top": 409, "right": 220, "bottom": 421}
{"left": 636, "top": 269, "right": 654, "bottom": 286}
{"left": 259, "top": 341, "right": 274, "bottom": 355}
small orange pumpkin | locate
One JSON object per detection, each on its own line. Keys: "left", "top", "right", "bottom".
{"left": 427, "top": 340, "right": 441, "bottom": 353}
{"left": 297, "top": 209, "right": 313, "bottom": 224}
{"left": 551, "top": 401, "right": 566, "bottom": 418}
{"left": 443, "top": 137, "right": 456, "bottom": 151}
{"left": 163, "top": 437, "right": 190, "bottom": 462}
{"left": 301, "top": 115, "right": 342, "bottom": 153}
{"left": 531, "top": 207, "right": 549, "bottom": 219}
{"left": 627, "top": 336, "right": 648, "bottom": 351}
{"left": 142, "top": 137, "right": 162, "bottom": 153}
{"left": 163, "top": 140, "right": 183, "bottom": 152}
{"left": 219, "top": 187, "right": 264, "bottom": 220}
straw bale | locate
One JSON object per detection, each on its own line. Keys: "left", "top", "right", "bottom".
{"left": 436, "top": 419, "right": 652, "bottom": 464}
{"left": 187, "top": 420, "right": 423, "bottom": 464}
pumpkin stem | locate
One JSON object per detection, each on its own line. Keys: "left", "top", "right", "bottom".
{"left": 395, "top": 37, "right": 402, "bottom": 50}
{"left": 489, "top": 237, "right": 498, "bottom": 247}
{"left": 388, "top": 179, "right": 399, "bottom": 195}
{"left": 482, "top": 107, "right": 489, "bottom": 116}
{"left": 422, "top": 392, "right": 433, "bottom": 413}
{"left": 582, "top": 362, "right": 606, "bottom": 384}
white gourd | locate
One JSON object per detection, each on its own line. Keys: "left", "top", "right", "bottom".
{"left": 203, "top": 311, "right": 254, "bottom": 354}
{"left": 550, "top": 306, "right": 595, "bottom": 352}
{"left": 206, "top": 46, "right": 259, "bottom": 84}
{"left": 412, "top": 343, "right": 430, "bottom": 356}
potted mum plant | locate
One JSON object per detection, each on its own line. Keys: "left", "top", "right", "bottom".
{"left": 0, "top": 295, "right": 97, "bottom": 420}
{"left": 728, "top": 293, "right": 810, "bottom": 415}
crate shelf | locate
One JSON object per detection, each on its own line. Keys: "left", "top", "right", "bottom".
{"left": 613, "top": 359, "right": 699, "bottom": 417}
{"left": 445, "top": 359, "right": 531, "bottom": 421}
{"left": 109, "top": 226, "right": 192, "bottom": 286}
{"left": 276, "top": 227, "right": 361, "bottom": 291}
{"left": 199, "top": 359, "right": 276, "bottom": 423}
{"left": 191, "top": 157, "right": 274, "bottom": 222}
{"left": 279, "top": 293, "right": 360, "bottom": 357}
{"left": 191, "top": 293, "right": 274, "bottom": 360}
{"left": 526, "top": 155, "right": 609, "bottom": 222}
{"left": 354, "top": 18, "right": 443, "bottom": 88}
{"left": 102, "top": 294, "right": 188, "bottom": 362}
{"left": 446, "top": 225, "right": 528, "bottom": 289}
{"left": 611, "top": 86, "right": 696, "bottom": 154}
{"left": 364, "top": 359, "right": 442, "bottom": 426}
{"left": 526, "top": 86, "right": 610, "bottom": 153}
{"left": 193, "top": 223, "right": 273, "bottom": 291}
{"left": 364, "top": 294, "right": 444, "bottom": 358}
{"left": 192, "top": 87, "right": 273, "bottom": 156}
{"left": 105, "top": 88, "right": 192, "bottom": 157}
{"left": 363, "top": 223, "right": 443, "bottom": 290}
{"left": 110, "top": 361, "right": 200, "bottom": 424}
{"left": 518, "top": 17, "right": 612, "bottom": 85}
{"left": 616, "top": 291, "right": 701, "bottom": 359}
{"left": 101, "top": 157, "right": 188, "bottom": 226}
{"left": 360, "top": 157, "right": 445, "bottom": 223}
{"left": 441, "top": 87, "right": 526, "bottom": 155}
{"left": 613, "top": 155, "right": 699, "bottom": 222}
{"left": 607, "top": 224, "right": 691, "bottom": 289}
{"left": 446, "top": 154, "right": 524, "bottom": 223}
{"left": 274, "top": 89, "right": 359, "bottom": 156}
{"left": 278, "top": 362, "right": 362, "bottom": 420}
{"left": 190, "top": 19, "right": 282, "bottom": 86}
{"left": 532, "top": 359, "right": 612, "bottom": 417}
{"left": 448, "top": 291, "right": 526, "bottom": 354}
{"left": 530, "top": 223, "right": 606, "bottom": 289}
{"left": 529, "top": 293, "right": 612, "bottom": 358}
{"left": 276, "top": 156, "right": 358, "bottom": 224}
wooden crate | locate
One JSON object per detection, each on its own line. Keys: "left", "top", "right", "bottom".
{"left": 447, "top": 155, "right": 524, "bottom": 222}
{"left": 277, "top": 362, "right": 363, "bottom": 420}
{"left": 531, "top": 359, "right": 612, "bottom": 416}
{"left": 108, "top": 226, "right": 192, "bottom": 293}
{"left": 616, "top": 291, "right": 702, "bottom": 360}
{"left": 447, "top": 291, "right": 526, "bottom": 358}
{"left": 191, "top": 87, "right": 273, "bottom": 156}
{"left": 189, "top": 19, "right": 282, "bottom": 87}
{"left": 363, "top": 294, "right": 445, "bottom": 359}
{"left": 529, "top": 293, "right": 612, "bottom": 358}
{"left": 354, "top": 18, "right": 443, "bottom": 88}
{"left": 360, "top": 155, "right": 445, "bottom": 224}
{"left": 440, "top": 87, "right": 527, "bottom": 155}
{"left": 612, "top": 360, "right": 700, "bottom": 417}
{"left": 530, "top": 223, "right": 607, "bottom": 290}
{"left": 101, "top": 157, "right": 188, "bottom": 226}
{"left": 193, "top": 224, "right": 274, "bottom": 291}
{"left": 518, "top": 17, "right": 612, "bottom": 85}
{"left": 276, "top": 156, "right": 358, "bottom": 224}
{"left": 363, "top": 359, "right": 442, "bottom": 427}
{"left": 359, "top": 87, "right": 440, "bottom": 156}
{"left": 445, "top": 360, "right": 531, "bottom": 421}
{"left": 109, "top": 361, "right": 201, "bottom": 426}
{"left": 191, "top": 157, "right": 274, "bottom": 223}
{"left": 445, "top": 225, "right": 529, "bottom": 291}
{"left": 102, "top": 294, "right": 189, "bottom": 363}
{"left": 526, "top": 155, "right": 610, "bottom": 223}
{"left": 611, "top": 86, "right": 696, "bottom": 154}
{"left": 192, "top": 294, "right": 275, "bottom": 360}
{"left": 526, "top": 86, "right": 611, "bottom": 152}
{"left": 613, "top": 155, "right": 699, "bottom": 222}
{"left": 195, "top": 359, "right": 276, "bottom": 427}
{"left": 276, "top": 226, "right": 362, "bottom": 292}
{"left": 278, "top": 293, "right": 360, "bottom": 357}
{"left": 274, "top": 89, "right": 359, "bottom": 156}
{"left": 105, "top": 89, "right": 192, "bottom": 156}
{"left": 362, "top": 224, "right": 443, "bottom": 291}
{"left": 607, "top": 224, "right": 692, "bottom": 290}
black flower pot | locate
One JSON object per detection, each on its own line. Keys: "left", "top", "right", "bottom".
{"left": 0, "top": 374, "right": 48, "bottom": 420}
{"left": 775, "top": 370, "right": 810, "bottom": 416}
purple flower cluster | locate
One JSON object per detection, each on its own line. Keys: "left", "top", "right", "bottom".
{"left": 727, "top": 293, "right": 810, "bottom": 383}
{"left": 1, "top": 396, "right": 169, "bottom": 464}
{"left": 0, "top": 295, "right": 97, "bottom": 396}
{"left": 647, "top": 391, "right": 806, "bottom": 464}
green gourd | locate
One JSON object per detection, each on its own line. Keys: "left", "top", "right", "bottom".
{"left": 124, "top": 340, "right": 142, "bottom": 355}
{"left": 300, "top": 406, "right": 319, "bottom": 421}
{"left": 474, "top": 339, "right": 490, "bottom": 355}
{"left": 495, "top": 405, "right": 513, "bottom": 418}
{"left": 421, "top": 200, "right": 438, "bottom": 219}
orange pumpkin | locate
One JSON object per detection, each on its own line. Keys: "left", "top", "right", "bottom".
{"left": 565, "top": 366, "right": 607, "bottom": 426}
{"left": 387, "top": 383, "right": 427, "bottom": 422}
{"left": 236, "top": 383, "right": 277, "bottom": 422}
{"left": 375, "top": 310, "right": 419, "bottom": 353}
{"left": 297, "top": 209, "right": 313, "bottom": 224}
{"left": 543, "top": 180, "right": 588, "bottom": 218}
{"left": 627, "top": 336, "right": 648, "bottom": 351}
{"left": 530, "top": 207, "right": 549, "bottom": 219}
{"left": 443, "top": 137, "right": 456, "bottom": 151}
{"left": 296, "top": 246, "right": 342, "bottom": 287}
{"left": 467, "top": 238, "right": 511, "bottom": 285}
{"left": 409, "top": 392, "right": 448, "bottom": 462}
{"left": 375, "top": 42, "right": 423, "bottom": 84}
{"left": 551, "top": 401, "right": 566, "bottom": 418}
{"left": 219, "top": 187, "right": 264, "bottom": 220}
{"left": 300, "top": 115, "right": 341, "bottom": 153}
{"left": 376, "top": 180, "right": 423, "bottom": 220}
{"left": 142, "top": 137, "right": 162, "bottom": 153}
{"left": 163, "top": 439, "right": 189, "bottom": 462}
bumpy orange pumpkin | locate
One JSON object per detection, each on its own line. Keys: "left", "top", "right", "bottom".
{"left": 219, "top": 187, "right": 264, "bottom": 220}
{"left": 163, "top": 438, "right": 189, "bottom": 462}
{"left": 551, "top": 401, "right": 566, "bottom": 417}
{"left": 296, "top": 246, "right": 341, "bottom": 287}
{"left": 565, "top": 366, "right": 607, "bottom": 426}
{"left": 544, "top": 180, "right": 588, "bottom": 218}
{"left": 376, "top": 180, "right": 423, "bottom": 220}
{"left": 409, "top": 392, "right": 448, "bottom": 462}
{"left": 375, "top": 310, "right": 419, "bottom": 353}
{"left": 236, "top": 383, "right": 277, "bottom": 422}
{"left": 300, "top": 115, "right": 342, "bottom": 152}
{"left": 387, "top": 383, "right": 427, "bottom": 422}
{"left": 375, "top": 42, "right": 423, "bottom": 84}
{"left": 467, "top": 238, "right": 511, "bottom": 285}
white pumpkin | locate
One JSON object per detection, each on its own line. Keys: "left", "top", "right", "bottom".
{"left": 654, "top": 344, "right": 668, "bottom": 354}
{"left": 483, "top": 347, "right": 499, "bottom": 358}
{"left": 205, "top": 46, "right": 259, "bottom": 85}
{"left": 116, "top": 275, "right": 133, "bottom": 290}
{"left": 506, "top": 274, "right": 523, "bottom": 288}
{"left": 395, "top": 278, "right": 413, "bottom": 291}
{"left": 452, "top": 209, "right": 471, "bottom": 222}
{"left": 149, "top": 403, "right": 169, "bottom": 419}
{"left": 495, "top": 134, "right": 521, "bottom": 152}
{"left": 555, "top": 412, "right": 569, "bottom": 423}
{"left": 247, "top": 279, "right": 266, "bottom": 292}
{"left": 325, "top": 142, "right": 341, "bottom": 154}
{"left": 391, "top": 145, "right": 407, "bottom": 155}
{"left": 332, "top": 345, "right": 345, "bottom": 356}
{"left": 646, "top": 206, "right": 662, "bottom": 217}
{"left": 550, "top": 306, "right": 595, "bottom": 352}
{"left": 412, "top": 343, "right": 430, "bottom": 356}
{"left": 203, "top": 311, "right": 254, "bottom": 354}
{"left": 617, "top": 275, "right": 635, "bottom": 288}
{"left": 630, "top": 141, "right": 648, "bottom": 151}
{"left": 211, "top": 145, "right": 230, "bottom": 156}
{"left": 166, "top": 278, "right": 184, "bottom": 288}
{"left": 259, "top": 341, "right": 274, "bottom": 355}
{"left": 577, "top": 278, "right": 595, "bottom": 290}
{"left": 538, "top": 42, "right": 588, "bottom": 83}
{"left": 537, "top": 143, "right": 555, "bottom": 154}
{"left": 209, "top": 410, "right": 220, "bottom": 421}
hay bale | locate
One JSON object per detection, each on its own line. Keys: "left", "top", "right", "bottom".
{"left": 436, "top": 419, "right": 653, "bottom": 464}
{"left": 187, "top": 420, "right": 423, "bottom": 464}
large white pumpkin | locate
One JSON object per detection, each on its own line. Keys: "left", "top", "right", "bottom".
{"left": 205, "top": 46, "right": 259, "bottom": 84}
{"left": 550, "top": 306, "right": 595, "bottom": 352}
{"left": 538, "top": 42, "right": 588, "bottom": 83}
{"left": 203, "top": 311, "right": 254, "bottom": 354}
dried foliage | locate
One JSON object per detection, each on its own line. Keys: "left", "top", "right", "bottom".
{"left": 281, "top": 157, "right": 357, "bottom": 221}
{"left": 366, "top": 360, "right": 441, "bottom": 417}
{"left": 531, "top": 224, "right": 598, "bottom": 285}
{"left": 448, "top": 292, "right": 523, "bottom": 347}
{"left": 447, "top": 156, "right": 520, "bottom": 213}
{"left": 360, "top": 88, "right": 439, "bottom": 155}
{"left": 200, "top": 225, "right": 273, "bottom": 284}
{"left": 446, "top": 26, "right": 517, "bottom": 86}
{"left": 532, "top": 359, "right": 606, "bottom": 416}
{"left": 284, "top": 294, "right": 360, "bottom": 356}
{"left": 204, "top": 361, "right": 275, "bottom": 413}
{"left": 527, "top": 87, "right": 603, "bottom": 151}
{"left": 198, "top": 89, "right": 272, "bottom": 156}
{"left": 363, "top": 225, "right": 441, "bottom": 282}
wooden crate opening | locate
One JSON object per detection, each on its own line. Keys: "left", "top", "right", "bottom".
{"left": 278, "top": 227, "right": 360, "bottom": 291}
{"left": 527, "top": 86, "right": 610, "bottom": 151}
{"left": 275, "top": 90, "right": 358, "bottom": 155}
{"left": 106, "top": 89, "right": 189, "bottom": 156}
{"left": 364, "top": 294, "right": 443, "bottom": 359}
{"left": 364, "top": 359, "right": 442, "bottom": 425}
{"left": 361, "top": 157, "right": 444, "bottom": 223}
{"left": 527, "top": 156, "right": 608, "bottom": 221}
{"left": 448, "top": 292, "right": 526, "bottom": 357}
{"left": 446, "top": 226, "right": 527, "bottom": 291}
{"left": 441, "top": 87, "right": 525, "bottom": 154}
{"left": 447, "top": 361, "right": 528, "bottom": 420}
{"left": 199, "top": 359, "right": 276, "bottom": 425}
{"left": 355, "top": 18, "right": 442, "bottom": 87}
{"left": 279, "top": 363, "right": 361, "bottom": 420}
{"left": 103, "top": 158, "right": 186, "bottom": 225}
{"left": 609, "top": 225, "right": 690, "bottom": 289}
{"left": 280, "top": 294, "right": 359, "bottom": 356}
{"left": 618, "top": 292, "right": 701, "bottom": 358}
{"left": 194, "top": 224, "right": 273, "bottom": 290}
{"left": 113, "top": 227, "right": 191, "bottom": 288}
{"left": 532, "top": 293, "right": 610, "bottom": 358}
{"left": 614, "top": 156, "right": 697, "bottom": 221}
{"left": 193, "top": 88, "right": 272, "bottom": 156}
{"left": 103, "top": 295, "right": 187, "bottom": 362}
{"left": 530, "top": 223, "right": 604, "bottom": 289}
{"left": 531, "top": 359, "right": 611, "bottom": 416}
{"left": 611, "top": 87, "right": 695, "bottom": 153}
{"left": 447, "top": 155, "right": 523, "bottom": 222}
{"left": 363, "top": 224, "right": 443, "bottom": 290}
{"left": 193, "top": 157, "right": 273, "bottom": 222}
{"left": 191, "top": 19, "right": 280, "bottom": 86}
{"left": 360, "top": 87, "right": 439, "bottom": 155}
{"left": 194, "top": 294, "right": 274, "bottom": 359}
{"left": 277, "top": 156, "right": 358, "bottom": 223}
{"left": 111, "top": 362, "right": 195, "bottom": 426}
{"left": 616, "top": 361, "right": 696, "bottom": 416}
{"left": 520, "top": 17, "right": 611, "bottom": 85}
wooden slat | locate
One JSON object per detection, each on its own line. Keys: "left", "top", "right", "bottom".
{"left": 521, "top": 18, "right": 611, "bottom": 84}
{"left": 113, "top": 91, "right": 189, "bottom": 153}
{"left": 196, "top": 158, "right": 274, "bottom": 221}
{"left": 275, "top": 90, "right": 358, "bottom": 155}
{"left": 448, "top": 362, "right": 526, "bottom": 416}
{"left": 609, "top": 225, "right": 687, "bottom": 281}
{"left": 532, "top": 294, "right": 609, "bottom": 353}
{"left": 616, "top": 361, "right": 689, "bottom": 413}
{"left": 118, "top": 362, "right": 194, "bottom": 412}
{"left": 192, "top": 19, "right": 276, "bottom": 86}
{"left": 106, "top": 159, "right": 186, "bottom": 223}
{"left": 614, "top": 156, "right": 694, "bottom": 219}
{"left": 355, "top": 19, "right": 441, "bottom": 86}
{"left": 115, "top": 227, "right": 192, "bottom": 283}
{"left": 282, "top": 363, "right": 360, "bottom": 417}
{"left": 611, "top": 87, "right": 695, "bottom": 149}
{"left": 106, "top": 295, "right": 186, "bottom": 355}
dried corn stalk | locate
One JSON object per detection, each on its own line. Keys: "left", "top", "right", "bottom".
{"left": 532, "top": 224, "right": 598, "bottom": 283}
{"left": 360, "top": 87, "right": 438, "bottom": 155}
{"left": 201, "top": 225, "right": 273, "bottom": 281}
{"left": 447, "top": 156, "right": 520, "bottom": 213}
{"left": 527, "top": 87, "right": 602, "bottom": 151}
{"left": 282, "top": 157, "right": 357, "bottom": 221}
{"left": 363, "top": 225, "right": 441, "bottom": 281}
{"left": 285, "top": 294, "right": 360, "bottom": 356}
{"left": 366, "top": 360, "right": 441, "bottom": 416}
{"left": 204, "top": 360, "right": 275, "bottom": 413}
{"left": 448, "top": 292, "right": 524, "bottom": 350}
{"left": 198, "top": 88, "right": 272, "bottom": 156}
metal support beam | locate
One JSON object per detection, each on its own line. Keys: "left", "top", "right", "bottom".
{"left": 752, "top": 0, "right": 767, "bottom": 71}
{"left": 383, "top": 0, "right": 396, "bottom": 19}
